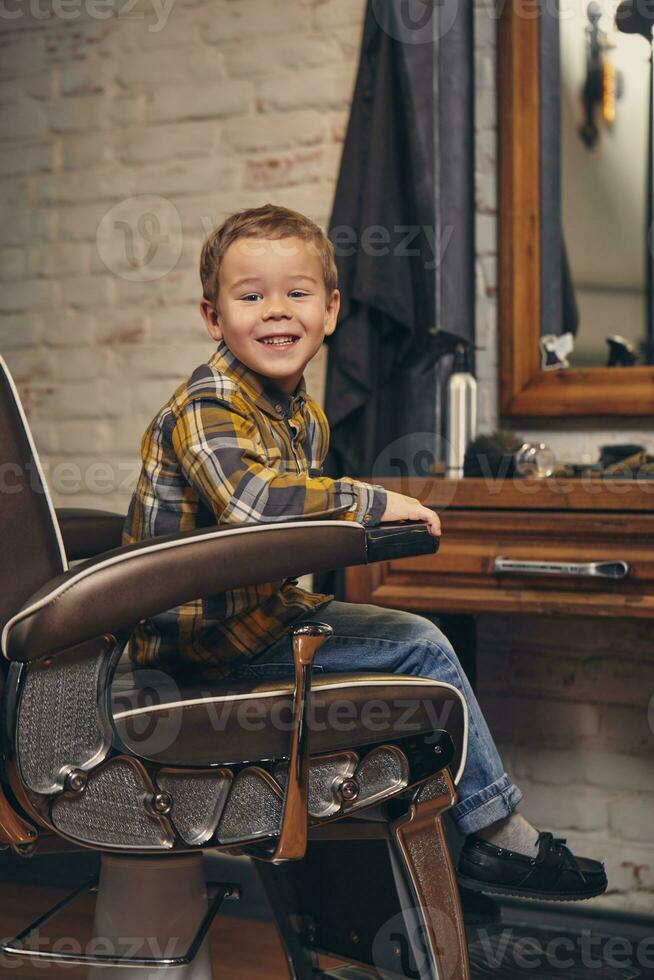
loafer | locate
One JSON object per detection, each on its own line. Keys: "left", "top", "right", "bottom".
{"left": 457, "top": 831, "right": 608, "bottom": 901}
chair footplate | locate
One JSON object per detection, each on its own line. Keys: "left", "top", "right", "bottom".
{"left": 1, "top": 878, "right": 239, "bottom": 968}
{"left": 319, "top": 969, "right": 380, "bottom": 978}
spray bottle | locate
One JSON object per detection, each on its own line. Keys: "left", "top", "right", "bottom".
{"left": 446, "top": 343, "right": 477, "bottom": 478}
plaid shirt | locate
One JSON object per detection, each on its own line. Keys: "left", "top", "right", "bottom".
{"left": 123, "top": 340, "right": 388, "bottom": 679}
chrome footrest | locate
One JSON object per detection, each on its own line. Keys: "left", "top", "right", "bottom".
{"left": 1, "top": 877, "right": 239, "bottom": 968}
{"left": 319, "top": 968, "right": 381, "bottom": 978}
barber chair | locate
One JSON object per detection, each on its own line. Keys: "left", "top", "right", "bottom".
{"left": 0, "top": 355, "right": 471, "bottom": 979}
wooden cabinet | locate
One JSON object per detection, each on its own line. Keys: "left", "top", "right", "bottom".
{"left": 346, "top": 478, "right": 654, "bottom": 619}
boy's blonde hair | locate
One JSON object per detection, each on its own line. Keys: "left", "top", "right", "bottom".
{"left": 200, "top": 203, "right": 338, "bottom": 306}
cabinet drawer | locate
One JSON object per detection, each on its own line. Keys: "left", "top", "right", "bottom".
{"left": 347, "top": 510, "right": 654, "bottom": 618}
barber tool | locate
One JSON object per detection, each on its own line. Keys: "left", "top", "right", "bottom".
{"left": 600, "top": 442, "right": 646, "bottom": 466}
{"left": 515, "top": 442, "right": 556, "bottom": 479}
{"left": 446, "top": 343, "right": 477, "bottom": 478}
{"left": 606, "top": 334, "right": 638, "bottom": 366}
{"left": 463, "top": 432, "right": 556, "bottom": 480}
{"left": 463, "top": 430, "right": 522, "bottom": 478}
{"left": 579, "top": 2, "right": 624, "bottom": 147}
{"left": 540, "top": 332, "right": 574, "bottom": 370}
{"left": 598, "top": 443, "right": 654, "bottom": 477}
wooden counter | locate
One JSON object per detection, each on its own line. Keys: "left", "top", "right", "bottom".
{"left": 345, "top": 478, "right": 654, "bottom": 620}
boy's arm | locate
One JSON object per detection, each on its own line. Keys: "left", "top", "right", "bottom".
{"left": 171, "top": 398, "right": 387, "bottom": 527}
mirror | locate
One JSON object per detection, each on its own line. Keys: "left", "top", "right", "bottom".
{"left": 498, "top": 0, "right": 654, "bottom": 416}
{"left": 552, "top": 1, "right": 653, "bottom": 368}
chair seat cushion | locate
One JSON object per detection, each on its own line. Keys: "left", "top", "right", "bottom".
{"left": 110, "top": 670, "right": 467, "bottom": 785}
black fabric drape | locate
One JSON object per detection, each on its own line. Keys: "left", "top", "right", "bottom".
{"left": 323, "top": 0, "right": 475, "bottom": 481}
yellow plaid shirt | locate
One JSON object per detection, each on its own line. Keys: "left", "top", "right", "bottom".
{"left": 123, "top": 340, "right": 388, "bottom": 679}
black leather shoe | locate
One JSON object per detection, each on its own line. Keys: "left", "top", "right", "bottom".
{"left": 457, "top": 831, "right": 608, "bottom": 901}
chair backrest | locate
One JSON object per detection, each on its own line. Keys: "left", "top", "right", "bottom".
{"left": 0, "top": 357, "right": 67, "bottom": 642}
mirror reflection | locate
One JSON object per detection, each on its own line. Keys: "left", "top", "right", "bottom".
{"left": 549, "top": 0, "right": 654, "bottom": 368}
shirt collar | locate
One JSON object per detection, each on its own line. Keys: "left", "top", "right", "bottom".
{"left": 208, "top": 340, "right": 307, "bottom": 419}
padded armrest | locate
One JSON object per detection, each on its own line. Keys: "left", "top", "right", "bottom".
{"left": 2, "top": 519, "right": 437, "bottom": 663}
{"left": 56, "top": 508, "right": 125, "bottom": 561}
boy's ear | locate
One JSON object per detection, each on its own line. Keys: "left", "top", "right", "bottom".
{"left": 200, "top": 299, "right": 223, "bottom": 342}
{"left": 323, "top": 288, "right": 340, "bottom": 337}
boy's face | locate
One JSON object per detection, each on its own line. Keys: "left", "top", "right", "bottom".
{"left": 200, "top": 235, "right": 339, "bottom": 395}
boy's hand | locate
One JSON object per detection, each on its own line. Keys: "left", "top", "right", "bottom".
{"left": 381, "top": 490, "right": 441, "bottom": 538}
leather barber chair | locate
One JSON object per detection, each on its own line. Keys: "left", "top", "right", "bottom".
{"left": 0, "top": 355, "right": 471, "bottom": 979}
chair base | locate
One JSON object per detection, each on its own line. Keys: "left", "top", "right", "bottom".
{"left": 256, "top": 771, "right": 471, "bottom": 980}
{"left": 320, "top": 969, "right": 379, "bottom": 978}
{"left": 1, "top": 853, "right": 238, "bottom": 978}
{"left": 2, "top": 773, "right": 469, "bottom": 979}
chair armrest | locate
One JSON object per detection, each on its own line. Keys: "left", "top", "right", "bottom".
{"left": 56, "top": 508, "right": 126, "bottom": 561}
{"left": 3, "top": 519, "right": 437, "bottom": 663}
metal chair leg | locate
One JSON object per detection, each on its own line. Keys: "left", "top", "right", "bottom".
{"left": 87, "top": 853, "right": 215, "bottom": 980}
{"left": 254, "top": 771, "right": 470, "bottom": 980}
{"left": 256, "top": 859, "right": 320, "bottom": 980}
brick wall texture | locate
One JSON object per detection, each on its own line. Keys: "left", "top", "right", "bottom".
{"left": 1, "top": 0, "right": 652, "bottom": 914}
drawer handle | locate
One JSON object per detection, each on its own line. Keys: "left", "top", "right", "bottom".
{"left": 493, "top": 557, "right": 630, "bottom": 580}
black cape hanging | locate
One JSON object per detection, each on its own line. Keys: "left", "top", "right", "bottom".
{"left": 324, "top": 0, "right": 475, "bottom": 479}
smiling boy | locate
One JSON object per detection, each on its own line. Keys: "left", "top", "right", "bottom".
{"left": 124, "top": 203, "right": 607, "bottom": 903}
{"left": 199, "top": 233, "right": 340, "bottom": 398}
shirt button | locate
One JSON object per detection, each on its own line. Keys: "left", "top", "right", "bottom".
{"left": 275, "top": 403, "right": 283, "bottom": 413}
{"left": 363, "top": 514, "right": 372, "bottom": 524}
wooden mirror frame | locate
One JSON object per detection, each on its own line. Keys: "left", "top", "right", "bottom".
{"left": 498, "top": 3, "right": 654, "bottom": 417}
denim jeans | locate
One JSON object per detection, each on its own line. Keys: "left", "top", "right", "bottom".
{"left": 228, "top": 600, "right": 522, "bottom": 835}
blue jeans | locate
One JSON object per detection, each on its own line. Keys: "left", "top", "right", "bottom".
{"left": 228, "top": 600, "right": 522, "bottom": 835}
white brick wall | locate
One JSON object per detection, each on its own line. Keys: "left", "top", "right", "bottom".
{"left": 1, "top": 0, "right": 652, "bottom": 914}
{"left": 0, "top": 0, "right": 353, "bottom": 509}
{"left": 477, "top": 613, "right": 654, "bottom": 914}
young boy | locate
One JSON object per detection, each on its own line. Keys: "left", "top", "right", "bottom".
{"left": 124, "top": 203, "right": 606, "bottom": 902}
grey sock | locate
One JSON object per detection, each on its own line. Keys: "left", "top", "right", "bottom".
{"left": 474, "top": 812, "right": 539, "bottom": 857}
